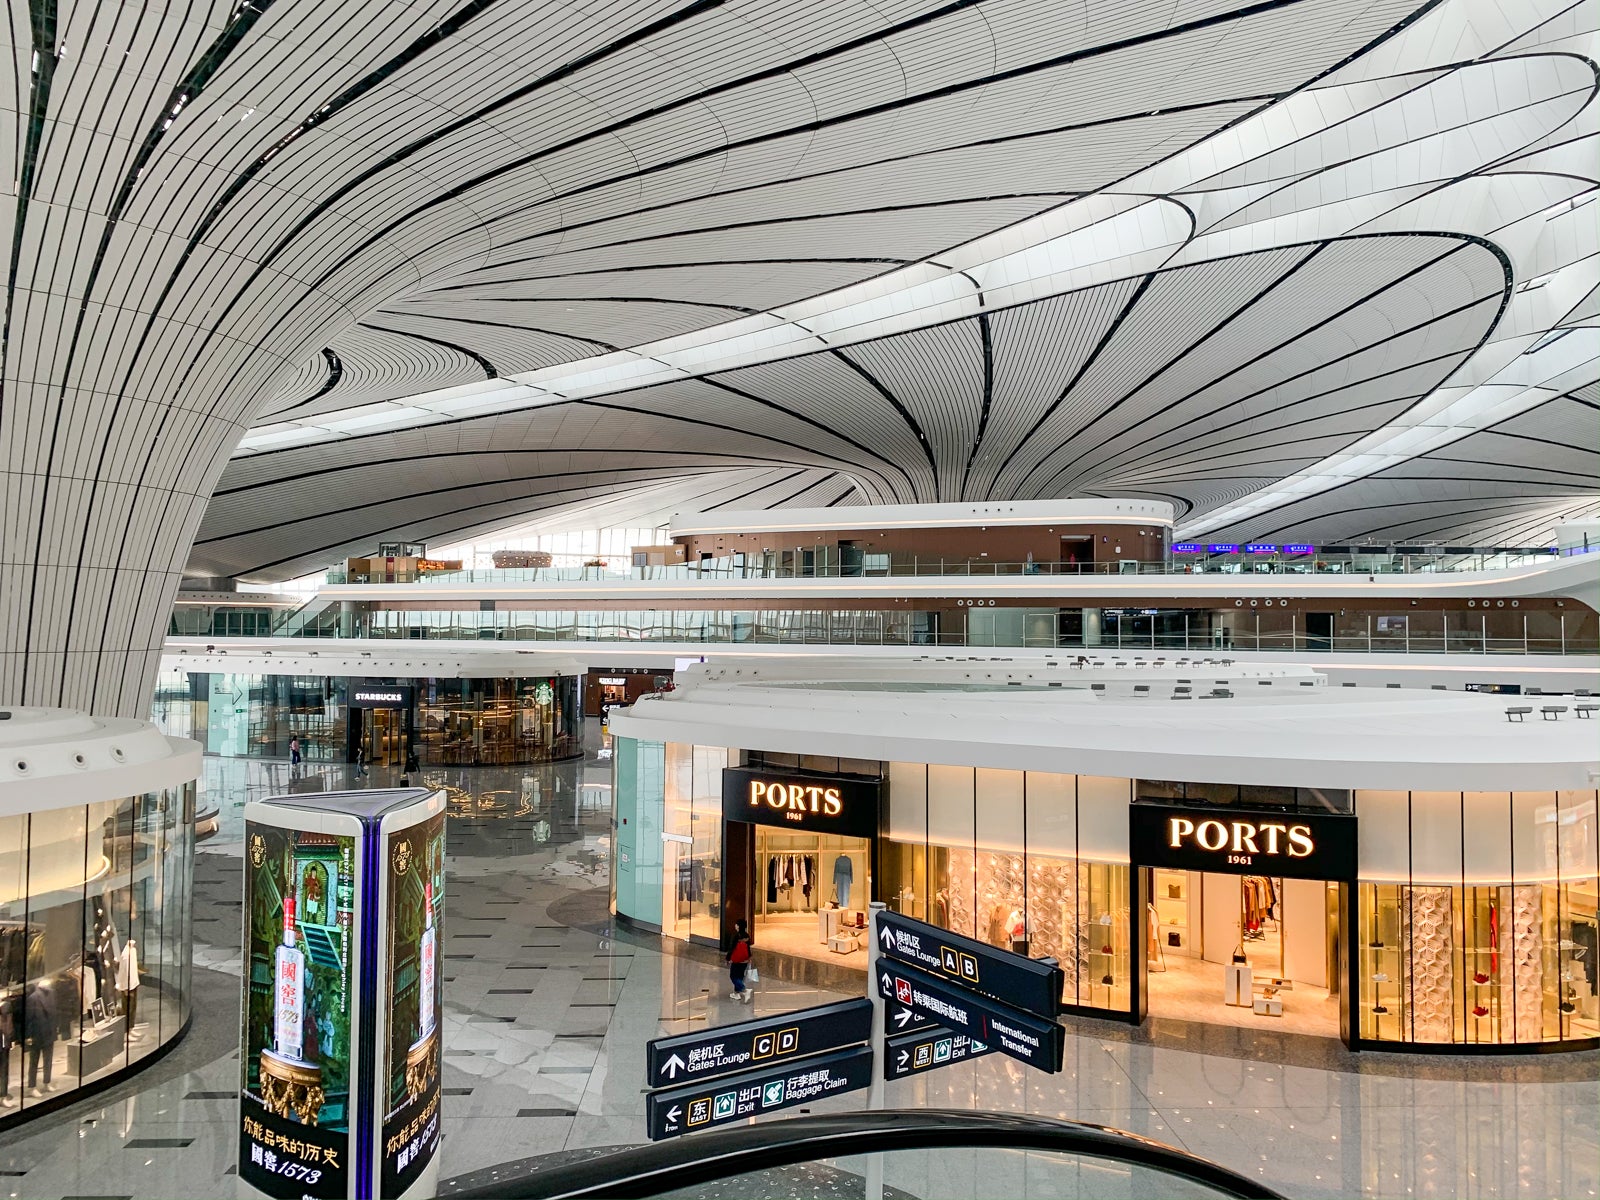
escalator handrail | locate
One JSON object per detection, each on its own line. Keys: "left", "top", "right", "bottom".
{"left": 441, "top": 1108, "right": 1287, "bottom": 1199}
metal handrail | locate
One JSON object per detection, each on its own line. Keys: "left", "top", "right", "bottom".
{"left": 439, "top": 1109, "right": 1288, "bottom": 1200}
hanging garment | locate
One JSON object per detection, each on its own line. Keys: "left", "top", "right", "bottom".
{"left": 833, "top": 855, "right": 854, "bottom": 909}
{"left": 800, "top": 855, "right": 813, "bottom": 903}
{"left": 115, "top": 941, "right": 141, "bottom": 993}
{"left": 766, "top": 856, "right": 779, "bottom": 905}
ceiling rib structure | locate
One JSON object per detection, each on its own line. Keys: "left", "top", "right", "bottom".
{"left": 0, "top": 0, "right": 1595, "bottom": 715}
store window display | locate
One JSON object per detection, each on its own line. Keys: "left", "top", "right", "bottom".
{"left": 1356, "top": 789, "right": 1598, "bottom": 1047}
{"left": 0, "top": 785, "right": 196, "bottom": 1122}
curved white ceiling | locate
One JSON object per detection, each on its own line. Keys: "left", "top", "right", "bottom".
{"left": 1, "top": 0, "right": 1595, "bottom": 712}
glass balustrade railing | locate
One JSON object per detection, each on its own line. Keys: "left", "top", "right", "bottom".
{"left": 324, "top": 546, "right": 1583, "bottom": 587}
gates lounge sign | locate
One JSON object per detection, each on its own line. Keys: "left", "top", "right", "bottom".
{"left": 722, "top": 767, "right": 879, "bottom": 838}
{"left": 1129, "top": 803, "right": 1357, "bottom": 881}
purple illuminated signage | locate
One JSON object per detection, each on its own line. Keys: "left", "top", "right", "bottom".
{"left": 1207, "top": 543, "right": 1239, "bottom": 554}
{"left": 1282, "top": 543, "right": 1316, "bottom": 555}
{"left": 1245, "top": 543, "right": 1278, "bottom": 554}
{"left": 1171, "top": 543, "right": 1204, "bottom": 553}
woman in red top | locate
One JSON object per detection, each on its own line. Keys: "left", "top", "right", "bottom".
{"left": 727, "top": 919, "right": 752, "bottom": 1004}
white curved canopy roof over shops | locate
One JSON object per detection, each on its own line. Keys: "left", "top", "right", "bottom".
{"left": 1, "top": 0, "right": 1596, "bottom": 714}
{"left": 610, "top": 657, "right": 1600, "bottom": 791}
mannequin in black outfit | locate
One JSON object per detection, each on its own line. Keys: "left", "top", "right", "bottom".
{"left": 24, "top": 983, "right": 55, "bottom": 1094}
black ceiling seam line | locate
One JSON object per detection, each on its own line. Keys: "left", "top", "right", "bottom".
{"left": 1106, "top": 398, "right": 1434, "bottom": 472}
{"left": 415, "top": 295, "right": 758, "bottom": 316}
{"left": 199, "top": 464, "right": 785, "bottom": 544}
{"left": 959, "top": 311, "right": 995, "bottom": 500}
{"left": 1040, "top": 286, "right": 1503, "bottom": 498}
{"left": 1107, "top": 349, "right": 1478, "bottom": 463}
{"left": 454, "top": 257, "right": 913, "bottom": 281}
{"left": 1483, "top": 0, "right": 1590, "bottom": 57}
{"left": 353, "top": 0, "right": 1443, "bottom": 296}
{"left": 179, "top": 0, "right": 1438, "bottom": 480}
{"left": 983, "top": 272, "right": 1160, "bottom": 492}
{"left": 212, "top": 447, "right": 792, "bottom": 498}
{"left": 824, "top": 348, "right": 940, "bottom": 494}
{"left": 1248, "top": 495, "right": 1572, "bottom": 542}
{"left": 299, "top": 0, "right": 1350, "bottom": 300}
{"left": 271, "top": 348, "right": 346, "bottom": 416}
{"left": 571, "top": 396, "right": 900, "bottom": 493}
{"left": 76, "top": 0, "right": 513, "bottom": 450}
{"left": 145, "top": 0, "right": 728, "bottom": 443}
{"left": 1019, "top": 241, "right": 1357, "bottom": 491}
{"left": 1180, "top": 235, "right": 1517, "bottom": 536}
{"left": 357, "top": 321, "right": 498, "bottom": 378}
{"left": 1182, "top": 59, "right": 1583, "bottom": 205}
{"left": 225, "top": 475, "right": 702, "bottom": 578}
{"left": 433, "top": 89, "right": 1271, "bottom": 276}
{"left": 767, "top": 472, "right": 849, "bottom": 510}
{"left": 1034, "top": 235, "right": 1500, "bottom": 493}
{"left": 1329, "top": 499, "right": 1588, "bottom": 545}
{"left": 2, "top": 0, "right": 57, "bottom": 418}
{"left": 703, "top": 468, "right": 828, "bottom": 511}
{"left": 195, "top": 0, "right": 988, "bottom": 383}
{"left": 366, "top": 312, "right": 622, "bottom": 353}
{"left": 692, "top": 377, "right": 919, "bottom": 503}
{"left": 31, "top": 0, "right": 277, "bottom": 705}
{"left": 1433, "top": 427, "right": 1600, "bottom": 457}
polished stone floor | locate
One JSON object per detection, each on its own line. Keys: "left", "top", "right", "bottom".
{"left": 0, "top": 732, "right": 1594, "bottom": 1200}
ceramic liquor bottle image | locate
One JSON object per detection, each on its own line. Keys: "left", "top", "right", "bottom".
{"left": 274, "top": 894, "right": 306, "bottom": 1061}
{"left": 418, "top": 882, "right": 436, "bottom": 1038}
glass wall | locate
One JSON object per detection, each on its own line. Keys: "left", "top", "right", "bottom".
{"left": 883, "top": 765, "right": 1134, "bottom": 1016}
{"left": 1355, "top": 788, "right": 1598, "bottom": 1046}
{"left": 414, "top": 676, "right": 580, "bottom": 765}
{"left": 611, "top": 737, "right": 665, "bottom": 927}
{"left": 1, "top": 785, "right": 195, "bottom": 1119}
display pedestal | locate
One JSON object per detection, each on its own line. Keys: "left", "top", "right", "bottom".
{"left": 69, "top": 1017, "right": 125, "bottom": 1077}
{"left": 1225, "top": 962, "right": 1253, "bottom": 1006}
{"left": 819, "top": 907, "right": 844, "bottom": 944}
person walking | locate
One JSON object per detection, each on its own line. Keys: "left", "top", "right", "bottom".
{"left": 289, "top": 736, "right": 301, "bottom": 775}
{"left": 727, "top": 919, "right": 753, "bottom": 1004}
{"left": 354, "top": 742, "right": 368, "bottom": 780}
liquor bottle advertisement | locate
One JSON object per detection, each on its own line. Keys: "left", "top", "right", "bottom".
{"left": 380, "top": 810, "right": 446, "bottom": 1198}
{"left": 239, "top": 822, "right": 355, "bottom": 1200}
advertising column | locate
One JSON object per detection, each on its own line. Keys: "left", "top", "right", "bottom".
{"left": 240, "top": 789, "right": 446, "bottom": 1200}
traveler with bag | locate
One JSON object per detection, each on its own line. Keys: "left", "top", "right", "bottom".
{"left": 727, "top": 920, "right": 753, "bottom": 1004}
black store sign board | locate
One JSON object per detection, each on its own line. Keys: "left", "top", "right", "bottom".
{"left": 646, "top": 1045, "right": 874, "bottom": 1141}
{"left": 1130, "top": 804, "right": 1358, "bottom": 881}
{"left": 349, "top": 681, "right": 413, "bottom": 709}
{"left": 645, "top": 998, "right": 873, "bottom": 1089}
{"left": 722, "top": 766, "right": 879, "bottom": 838}
{"left": 884, "top": 1025, "right": 997, "bottom": 1080}
{"left": 876, "top": 961, "right": 1065, "bottom": 1074}
{"left": 875, "top": 910, "right": 1063, "bottom": 1017}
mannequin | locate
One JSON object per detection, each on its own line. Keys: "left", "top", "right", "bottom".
{"left": 24, "top": 982, "right": 55, "bottom": 1095}
{"left": 1006, "top": 909, "right": 1028, "bottom": 954}
{"left": 833, "top": 854, "right": 853, "bottom": 910}
{"left": 0, "top": 989, "right": 17, "bottom": 1108}
{"left": 116, "top": 938, "right": 142, "bottom": 1035}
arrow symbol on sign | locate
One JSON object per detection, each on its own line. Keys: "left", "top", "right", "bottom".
{"left": 879, "top": 924, "right": 895, "bottom": 949}
{"left": 662, "top": 1053, "right": 688, "bottom": 1079}
{"left": 880, "top": 972, "right": 893, "bottom": 993}
{"left": 666, "top": 1105, "right": 681, "bottom": 1124}
{"left": 897, "top": 1051, "right": 908, "bottom": 1069}
{"left": 892, "top": 1008, "right": 914, "bottom": 1029}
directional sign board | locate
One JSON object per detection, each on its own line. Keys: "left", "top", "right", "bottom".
{"left": 875, "top": 910, "right": 1063, "bottom": 1017}
{"left": 877, "top": 960, "right": 1064, "bottom": 1074}
{"left": 645, "top": 998, "right": 872, "bottom": 1089}
{"left": 886, "top": 997, "right": 934, "bottom": 1036}
{"left": 646, "top": 1045, "right": 874, "bottom": 1141}
{"left": 884, "top": 1026, "right": 997, "bottom": 1080}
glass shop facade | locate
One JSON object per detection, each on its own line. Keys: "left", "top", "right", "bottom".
{"left": 612, "top": 738, "right": 1598, "bottom": 1054}
{"left": 152, "top": 669, "right": 581, "bottom": 767}
{"left": 1, "top": 784, "right": 197, "bottom": 1127}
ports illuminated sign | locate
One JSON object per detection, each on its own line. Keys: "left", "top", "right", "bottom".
{"left": 1129, "top": 804, "right": 1356, "bottom": 880}
{"left": 722, "top": 768, "right": 879, "bottom": 838}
